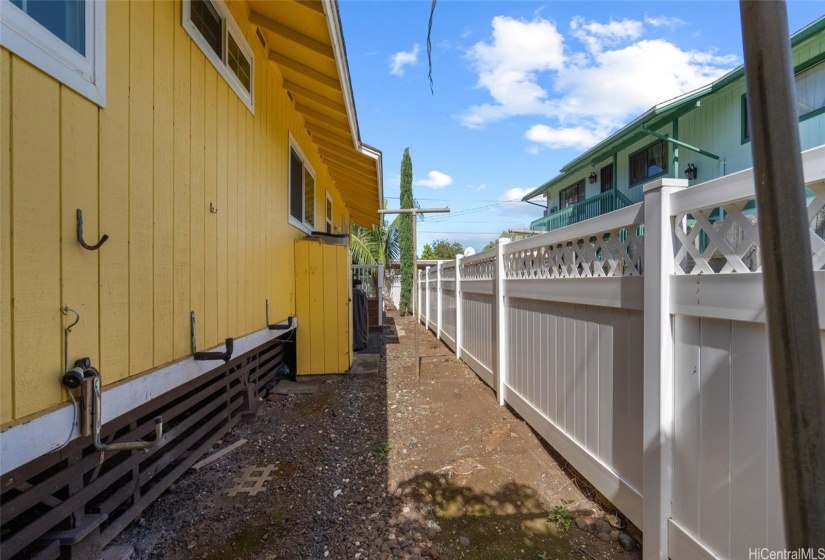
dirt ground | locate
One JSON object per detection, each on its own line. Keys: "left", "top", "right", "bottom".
{"left": 114, "top": 309, "right": 640, "bottom": 560}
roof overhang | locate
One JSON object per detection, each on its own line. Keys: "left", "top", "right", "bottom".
{"left": 247, "top": 0, "right": 383, "bottom": 227}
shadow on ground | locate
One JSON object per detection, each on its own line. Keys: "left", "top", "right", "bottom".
{"left": 398, "top": 473, "right": 584, "bottom": 559}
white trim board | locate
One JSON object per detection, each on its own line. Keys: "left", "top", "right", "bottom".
{"left": 0, "top": 0, "right": 106, "bottom": 106}
{"left": 0, "top": 322, "right": 296, "bottom": 475}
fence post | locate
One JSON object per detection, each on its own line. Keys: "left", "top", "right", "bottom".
{"left": 495, "top": 237, "right": 510, "bottom": 406}
{"left": 417, "top": 269, "right": 422, "bottom": 323}
{"left": 455, "top": 255, "right": 463, "bottom": 361}
{"left": 377, "top": 264, "right": 384, "bottom": 327}
{"left": 437, "top": 262, "right": 443, "bottom": 340}
{"left": 425, "top": 266, "right": 431, "bottom": 329}
{"left": 642, "top": 177, "right": 687, "bottom": 560}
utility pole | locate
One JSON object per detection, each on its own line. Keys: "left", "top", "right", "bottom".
{"left": 740, "top": 0, "right": 825, "bottom": 548}
{"left": 379, "top": 207, "right": 450, "bottom": 378}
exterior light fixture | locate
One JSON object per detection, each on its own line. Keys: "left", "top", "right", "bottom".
{"left": 588, "top": 172, "right": 597, "bottom": 184}
{"left": 684, "top": 163, "right": 698, "bottom": 180}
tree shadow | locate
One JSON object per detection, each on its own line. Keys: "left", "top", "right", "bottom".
{"left": 396, "top": 472, "right": 588, "bottom": 559}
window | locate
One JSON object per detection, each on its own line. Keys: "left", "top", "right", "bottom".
{"left": 795, "top": 60, "right": 825, "bottom": 120}
{"left": 600, "top": 164, "right": 613, "bottom": 193}
{"left": 325, "top": 193, "right": 334, "bottom": 234}
{"left": 289, "top": 140, "right": 315, "bottom": 232}
{"left": 559, "top": 181, "right": 585, "bottom": 208}
{"left": 742, "top": 58, "right": 825, "bottom": 142}
{"left": 629, "top": 140, "right": 667, "bottom": 185}
{"left": 0, "top": 0, "right": 105, "bottom": 105}
{"left": 183, "top": 0, "right": 254, "bottom": 112}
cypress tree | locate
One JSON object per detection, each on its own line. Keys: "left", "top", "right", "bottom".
{"left": 399, "top": 148, "right": 414, "bottom": 315}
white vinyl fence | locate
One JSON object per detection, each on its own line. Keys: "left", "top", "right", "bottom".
{"left": 416, "top": 146, "right": 825, "bottom": 560}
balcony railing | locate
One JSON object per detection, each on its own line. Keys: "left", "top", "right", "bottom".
{"left": 530, "top": 189, "right": 635, "bottom": 232}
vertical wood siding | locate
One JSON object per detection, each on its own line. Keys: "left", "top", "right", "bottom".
{"left": 0, "top": 0, "right": 353, "bottom": 424}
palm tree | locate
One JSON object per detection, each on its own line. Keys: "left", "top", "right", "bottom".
{"left": 350, "top": 215, "right": 400, "bottom": 266}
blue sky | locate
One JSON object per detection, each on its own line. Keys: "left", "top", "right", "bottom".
{"left": 338, "top": 1, "right": 824, "bottom": 254}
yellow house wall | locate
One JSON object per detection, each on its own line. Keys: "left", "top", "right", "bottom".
{"left": 0, "top": 0, "right": 353, "bottom": 425}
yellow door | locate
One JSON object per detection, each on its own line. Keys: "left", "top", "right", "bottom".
{"left": 295, "top": 239, "right": 351, "bottom": 374}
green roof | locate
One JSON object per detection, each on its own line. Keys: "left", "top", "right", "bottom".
{"left": 523, "top": 15, "right": 825, "bottom": 201}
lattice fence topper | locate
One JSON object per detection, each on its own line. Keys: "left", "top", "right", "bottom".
{"left": 460, "top": 255, "right": 497, "bottom": 281}
{"left": 505, "top": 228, "right": 644, "bottom": 279}
{"left": 673, "top": 191, "right": 825, "bottom": 274}
{"left": 441, "top": 264, "right": 456, "bottom": 282}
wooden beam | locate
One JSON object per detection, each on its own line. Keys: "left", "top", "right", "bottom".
{"left": 303, "top": 112, "right": 351, "bottom": 135}
{"left": 323, "top": 154, "right": 376, "bottom": 175}
{"left": 285, "top": 81, "right": 346, "bottom": 114}
{"left": 295, "top": 0, "right": 325, "bottom": 16}
{"left": 320, "top": 152, "right": 378, "bottom": 175}
{"left": 250, "top": 12, "right": 334, "bottom": 60}
{"left": 313, "top": 136, "right": 363, "bottom": 157}
{"left": 269, "top": 52, "right": 340, "bottom": 91}
{"left": 306, "top": 123, "right": 353, "bottom": 148}
{"left": 329, "top": 167, "right": 378, "bottom": 184}
{"left": 333, "top": 177, "right": 376, "bottom": 195}
{"left": 333, "top": 177, "right": 379, "bottom": 198}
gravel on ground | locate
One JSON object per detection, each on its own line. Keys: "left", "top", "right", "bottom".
{"left": 114, "top": 309, "right": 640, "bottom": 560}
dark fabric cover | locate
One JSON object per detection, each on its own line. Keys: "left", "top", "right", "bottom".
{"left": 352, "top": 289, "right": 369, "bottom": 351}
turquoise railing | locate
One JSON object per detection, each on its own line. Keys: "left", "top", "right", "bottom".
{"left": 530, "top": 190, "right": 635, "bottom": 232}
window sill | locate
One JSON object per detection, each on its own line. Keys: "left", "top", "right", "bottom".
{"left": 288, "top": 215, "right": 313, "bottom": 235}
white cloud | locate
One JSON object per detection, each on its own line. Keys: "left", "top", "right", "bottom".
{"left": 461, "top": 16, "right": 565, "bottom": 128}
{"left": 390, "top": 44, "right": 420, "bottom": 76}
{"left": 570, "top": 16, "right": 643, "bottom": 54}
{"left": 459, "top": 14, "right": 738, "bottom": 151}
{"left": 414, "top": 171, "right": 453, "bottom": 189}
{"left": 526, "top": 124, "right": 607, "bottom": 150}
{"left": 499, "top": 187, "right": 531, "bottom": 202}
{"left": 494, "top": 187, "right": 540, "bottom": 219}
{"left": 644, "top": 14, "right": 688, "bottom": 29}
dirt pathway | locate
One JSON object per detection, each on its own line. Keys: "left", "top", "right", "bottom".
{"left": 115, "top": 309, "right": 639, "bottom": 560}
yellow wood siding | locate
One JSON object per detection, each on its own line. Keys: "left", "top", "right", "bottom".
{"left": 0, "top": 0, "right": 356, "bottom": 425}
{"left": 1, "top": 49, "right": 12, "bottom": 424}
{"left": 294, "top": 239, "right": 351, "bottom": 375}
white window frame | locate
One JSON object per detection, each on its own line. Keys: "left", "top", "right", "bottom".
{"left": 0, "top": 0, "right": 106, "bottom": 106}
{"left": 325, "top": 192, "right": 334, "bottom": 233}
{"left": 288, "top": 134, "right": 316, "bottom": 234}
{"left": 183, "top": 0, "right": 254, "bottom": 113}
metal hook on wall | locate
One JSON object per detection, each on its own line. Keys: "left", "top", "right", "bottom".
{"left": 76, "top": 209, "right": 109, "bottom": 251}
{"left": 61, "top": 306, "right": 80, "bottom": 373}
{"left": 190, "top": 311, "right": 234, "bottom": 362}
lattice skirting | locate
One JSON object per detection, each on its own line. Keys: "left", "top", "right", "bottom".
{"left": 0, "top": 332, "right": 295, "bottom": 560}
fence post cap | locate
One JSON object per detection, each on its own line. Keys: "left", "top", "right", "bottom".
{"left": 643, "top": 177, "right": 688, "bottom": 194}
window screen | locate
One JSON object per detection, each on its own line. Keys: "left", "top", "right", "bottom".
{"left": 560, "top": 181, "right": 585, "bottom": 208}
{"left": 228, "top": 32, "right": 251, "bottom": 92}
{"left": 796, "top": 61, "right": 825, "bottom": 119}
{"left": 304, "top": 168, "right": 315, "bottom": 229}
{"left": 190, "top": 0, "right": 222, "bottom": 58}
{"left": 290, "top": 149, "right": 303, "bottom": 224}
{"left": 10, "top": 0, "right": 86, "bottom": 55}
{"left": 629, "top": 140, "right": 667, "bottom": 185}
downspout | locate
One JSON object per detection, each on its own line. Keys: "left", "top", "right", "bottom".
{"left": 612, "top": 153, "right": 618, "bottom": 208}
{"left": 672, "top": 118, "right": 680, "bottom": 179}
{"left": 639, "top": 123, "right": 726, "bottom": 177}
